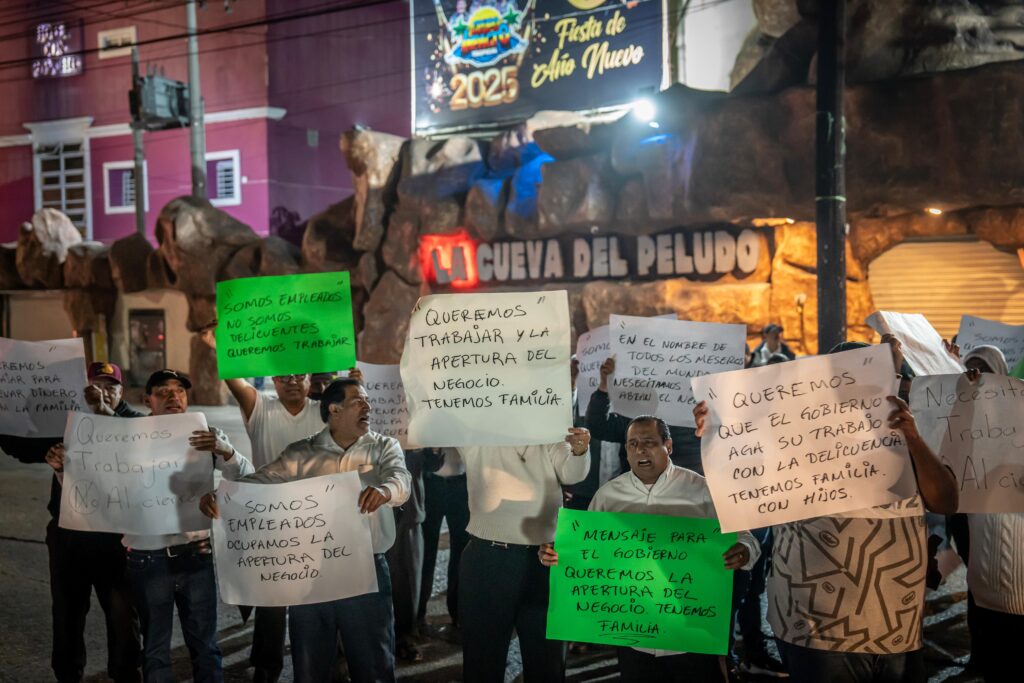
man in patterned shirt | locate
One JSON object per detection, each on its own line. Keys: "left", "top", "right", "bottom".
{"left": 694, "top": 337, "right": 958, "bottom": 683}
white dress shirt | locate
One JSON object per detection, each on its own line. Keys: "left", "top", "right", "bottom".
{"left": 240, "top": 428, "right": 410, "bottom": 553}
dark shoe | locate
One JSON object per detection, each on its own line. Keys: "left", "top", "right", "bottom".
{"left": 396, "top": 638, "right": 424, "bottom": 663}
{"left": 740, "top": 651, "right": 789, "bottom": 678}
{"left": 252, "top": 668, "right": 280, "bottom": 683}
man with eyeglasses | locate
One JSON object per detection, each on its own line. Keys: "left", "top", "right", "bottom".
{"left": 200, "top": 377, "right": 411, "bottom": 683}
{"left": 202, "top": 327, "right": 326, "bottom": 683}
{"left": 124, "top": 370, "right": 252, "bottom": 682}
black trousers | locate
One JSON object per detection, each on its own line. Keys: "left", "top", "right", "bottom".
{"left": 250, "top": 606, "right": 286, "bottom": 676}
{"left": 617, "top": 647, "right": 722, "bottom": 682}
{"left": 972, "top": 603, "right": 1024, "bottom": 682}
{"left": 387, "top": 516, "right": 424, "bottom": 638}
{"left": 418, "top": 473, "right": 469, "bottom": 625}
{"left": 46, "top": 520, "right": 141, "bottom": 683}
{"left": 459, "top": 538, "right": 566, "bottom": 682}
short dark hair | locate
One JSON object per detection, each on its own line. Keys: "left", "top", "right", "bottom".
{"left": 318, "top": 378, "right": 363, "bottom": 422}
{"left": 763, "top": 323, "right": 783, "bottom": 335}
{"left": 626, "top": 415, "right": 670, "bottom": 442}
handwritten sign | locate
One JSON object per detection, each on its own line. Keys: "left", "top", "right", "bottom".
{"left": 59, "top": 411, "right": 213, "bottom": 534}
{"left": 0, "top": 337, "right": 87, "bottom": 437}
{"left": 866, "top": 310, "right": 963, "bottom": 375}
{"left": 546, "top": 508, "right": 735, "bottom": 654}
{"left": 400, "top": 290, "right": 572, "bottom": 446}
{"left": 216, "top": 272, "right": 355, "bottom": 379}
{"left": 609, "top": 316, "right": 745, "bottom": 427}
{"left": 212, "top": 471, "right": 378, "bottom": 607}
{"left": 690, "top": 345, "right": 918, "bottom": 532}
{"left": 911, "top": 374, "right": 1024, "bottom": 513}
{"left": 957, "top": 315, "right": 1024, "bottom": 369}
{"left": 356, "top": 361, "right": 410, "bottom": 448}
{"left": 576, "top": 315, "right": 676, "bottom": 416}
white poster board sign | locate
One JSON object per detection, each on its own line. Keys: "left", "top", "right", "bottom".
{"left": 911, "top": 373, "right": 1024, "bottom": 513}
{"left": 212, "top": 471, "right": 378, "bottom": 607}
{"left": 0, "top": 337, "right": 87, "bottom": 437}
{"left": 59, "top": 411, "right": 214, "bottom": 534}
{"left": 957, "top": 315, "right": 1024, "bottom": 369}
{"left": 356, "top": 361, "right": 410, "bottom": 448}
{"left": 401, "top": 290, "right": 572, "bottom": 446}
{"left": 866, "top": 311, "right": 963, "bottom": 375}
{"left": 691, "top": 345, "right": 918, "bottom": 532}
{"left": 575, "top": 315, "right": 676, "bottom": 417}
{"left": 609, "top": 316, "right": 746, "bottom": 427}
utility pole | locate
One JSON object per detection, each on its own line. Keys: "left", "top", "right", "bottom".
{"left": 186, "top": 0, "right": 206, "bottom": 199}
{"left": 130, "top": 48, "right": 147, "bottom": 236}
{"left": 815, "top": 0, "right": 846, "bottom": 353}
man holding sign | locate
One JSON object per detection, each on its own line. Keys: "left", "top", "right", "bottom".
{"left": 203, "top": 326, "right": 326, "bottom": 683}
{"left": 540, "top": 415, "right": 759, "bottom": 680}
{"left": 693, "top": 338, "right": 958, "bottom": 683}
{"left": 201, "top": 377, "right": 410, "bottom": 683}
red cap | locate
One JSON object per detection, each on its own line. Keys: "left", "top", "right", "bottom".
{"left": 88, "top": 362, "right": 123, "bottom": 385}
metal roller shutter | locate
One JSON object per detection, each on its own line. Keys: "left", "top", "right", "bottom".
{"left": 868, "top": 238, "right": 1024, "bottom": 338}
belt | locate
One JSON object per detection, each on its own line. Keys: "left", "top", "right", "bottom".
{"left": 130, "top": 539, "right": 211, "bottom": 558}
{"left": 471, "top": 536, "right": 537, "bottom": 551}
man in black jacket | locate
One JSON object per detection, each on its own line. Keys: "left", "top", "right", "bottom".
{"left": 584, "top": 357, "right": 703, "bottom": 475}
{"left": 37, "top": 362, "right": 143, "bottom": 683}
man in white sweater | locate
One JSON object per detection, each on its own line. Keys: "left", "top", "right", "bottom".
{"left": 539, "top": 415, "right": 759, "bottom": 681}
{"left": 458, "top": 424, "right": 591, "bottom": 682}
{"left": 201, "top": 377, "right": 411, "bottom": 683}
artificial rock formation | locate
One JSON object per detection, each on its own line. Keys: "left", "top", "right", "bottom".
{"left": 358, "top": 271, "right": 420, "bottom": 364}
{"left": 155, "top": 196, "right": 260, "bottom": 296}
{"left": 341, "top": 128, "right": 405, "bottom": 252}
{"left": 109, "top": 232, "right": 154, "bottom": 294}
{"left": 16, "top": 208, "right": 82, "bottom": 289}
{"left": 64, "top": 242, "right": 114, "bottom": 290}
{"left": 63, "top": 288, "right": 117, "bottom": 333}
{"left": 302, "top": 198, "right": 360, "bottom": 274}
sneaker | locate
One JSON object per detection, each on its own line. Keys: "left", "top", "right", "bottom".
{"left": 740, "top": 652, "right": 789, "bottom": 678}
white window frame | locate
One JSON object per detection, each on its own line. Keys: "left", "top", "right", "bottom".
{"left": 206, "top": 149, "right": 241, "bottom": 207}
{"left": 97, "top": 26, "right": 137, "bottom": 59}
{"left": 25, "top": 116, "right": 93, "bottom": 239}
{"left": 102, "top": 160, "right": 148, "bottom": 214}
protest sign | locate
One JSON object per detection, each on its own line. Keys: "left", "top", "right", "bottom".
{"left": 691, "top": 345, "right": 918, "bottom": 532}
{"left": 59, "top": 411, "right": 214, "bottom": 534}
{"left": 0, "top": 337, "right": 87, "bottom": 437}
{"left": 400, "top": 290, "right": 572, "bottom": 446}
{"left": 911, "top": 373, "right": 1024, "bottom": 513}
{"left": 216, "top": 272, "right": 355, "bottom": 379}
{"left": 546, "top": 508, "right": 735, "bottom": 654}
{"left": 576, "top": 326, "right": 609, "bottom": 417}
{"left": 356, "top": 361, "right": 410, "bottom": 448}
{"left": 609, "top": 316, "right": 746, "bottom": 427}
{"left": 957, "top": 315, "right": 1024, "bottom": 369}
{"left": 212, "top": 471, "right": 378, "bottom": 607}
{"left": 576, "top": 315, "right": 676, "bottom": 416}
{"left": 866, "top": 310, "right": 963, "bottom": 375}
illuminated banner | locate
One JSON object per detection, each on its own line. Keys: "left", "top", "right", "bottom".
{"left": 419, "top": 227, "right": 766, "bottom": 288}
{"left": 32, "top": 21, "right": 84, "bottom": 78}
{"left": 412, "top": 0, "right": 665, "bottom": 134}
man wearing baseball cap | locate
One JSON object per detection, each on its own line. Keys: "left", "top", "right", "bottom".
{"left": 126, "top": 369, "right": 253, "bottom": 683}
{"left": 40, "top": 361, "right": 144, "bottom": 683}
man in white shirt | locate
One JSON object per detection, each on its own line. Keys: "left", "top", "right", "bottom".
{"left": 458, "top": 425, "right": 591, "bottom": 682}
{"left": 204, "top": 328, "right": 326, "bottom": 683}
{"left": 123, "top": 370, "right": 253, "bottom": 683}
{"left": 201, "top": 377, "right": 411, "bottom": 683}
{"left": 540, "top": 415, "right": 758, "bottom": 681}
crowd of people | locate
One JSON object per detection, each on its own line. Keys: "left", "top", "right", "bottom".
{"left": 0, "top": 321, "right": 1019, "bottom": 683}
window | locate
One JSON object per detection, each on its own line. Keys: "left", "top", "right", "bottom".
{"left": 205, "top": 150, "right": 241, "bottom": 207}
{"left": 102, "top": 161, "right": 148, "bottom": 214}
{"left": 35, "top": 141, "right": 90, "bottom": 234}
{"left": 97, "top": 26, "right": 136, "bottom": 59}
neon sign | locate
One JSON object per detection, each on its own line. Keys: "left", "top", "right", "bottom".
{"left": 32, "top": 22, "right": 83, "bottom": 78}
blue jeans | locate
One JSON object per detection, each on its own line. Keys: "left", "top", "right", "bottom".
{"left": 125, "top": 548, "right": 222, "bottom": 683}
{"left": 778, "top": 640, "right": 925, "bottom": 683}
{"left": 289, "top": 554, "right": 395, "bottom": 683}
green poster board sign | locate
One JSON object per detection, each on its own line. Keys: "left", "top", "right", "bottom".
{"left": 215, "top": 272, "right": 355, "bottom": 379}
{"left": 546, "top": 508, "right": 736, "bottom": 654}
